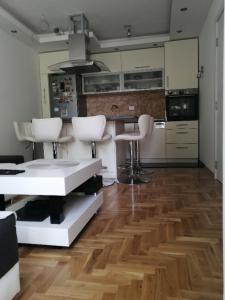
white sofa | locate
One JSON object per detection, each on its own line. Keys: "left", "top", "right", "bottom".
{"left": 0, "top": 211, "right": 20, "bottom": 300}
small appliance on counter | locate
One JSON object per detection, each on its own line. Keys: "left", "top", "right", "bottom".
{"left": 49, "top": 73, "right": 87, "bottom": 120}
{"left": 166, "top": 88, "right": 198, "bottom": 121}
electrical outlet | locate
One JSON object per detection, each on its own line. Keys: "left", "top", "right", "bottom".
{"left": 129, "top": 105, "right": 135, "bottom": 111}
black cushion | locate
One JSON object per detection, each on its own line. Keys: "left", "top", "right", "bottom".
{"left": 0, "top": 214, "right": 18, "bottom": 279}
{"left": 0, "top": 155, "right": 24, "bottom": 165}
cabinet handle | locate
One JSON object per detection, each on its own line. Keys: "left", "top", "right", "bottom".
{"left": 176, "top": 131, "right": 188, "bottom": 134}
{"left": 176, "top": 146, "right": 188, "bottom": 149}
{"left": 176, "top": 124, "right": 188, "bottom": 127}
{"left": 166, "top": 76, "right": 169, "bottom": 88}
{"left": 135, "top": 66, "right": 150, "bottom": 69}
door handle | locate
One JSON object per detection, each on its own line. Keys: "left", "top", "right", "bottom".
{"left": 166, "top": 76, "right": 169, "bottom": 89}
{"left": 43, "top": 88, "right": 46, "bottom": 104}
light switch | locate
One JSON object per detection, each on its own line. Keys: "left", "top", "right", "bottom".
{"left": 129, "top": 105, "right": 135, "bottom": 111}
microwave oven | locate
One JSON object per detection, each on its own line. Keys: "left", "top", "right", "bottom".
{"left": 166, "top": 89, "right": 198, "bottom": 121}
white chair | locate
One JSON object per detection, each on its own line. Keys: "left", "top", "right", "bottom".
{"left": 114, "top": 114, "right": 154, "bottom": 184}
{"left": 31, "top": 118, "right": 73, "bottom": 159}
{"left": 13, "top": 121, "right": 36, "bottom": 159}
{"left": 72, "top": 115, "right": 111, "bottom": 159}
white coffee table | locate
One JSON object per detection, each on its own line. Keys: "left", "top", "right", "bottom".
{"left": 0, "top": 159, "right": 103, "bottom": 246}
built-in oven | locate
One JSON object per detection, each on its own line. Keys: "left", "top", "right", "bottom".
{"left": 166, "top": 89, "right": 198, "bottom": 121}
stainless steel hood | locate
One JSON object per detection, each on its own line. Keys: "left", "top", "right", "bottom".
{"left": 49, "top": 15, "right": 109, "bottom": 74}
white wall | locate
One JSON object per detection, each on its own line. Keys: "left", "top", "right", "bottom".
{"left": 0, "top": 28, "right": 41, "bottom": 161}
{"left": 199, "top": 0, "right": 224, "bottom": 172}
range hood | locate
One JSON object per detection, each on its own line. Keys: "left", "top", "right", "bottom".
{"left": 49, "top": 15, "right": 109, "bottom": 74}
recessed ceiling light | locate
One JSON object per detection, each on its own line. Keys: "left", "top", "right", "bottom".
{"left": 11, "top": 29, "right": 17, "bottom": 34}
{"left": 180, "top": 7, "right": 188, "bottom": 12}
{"left": 176, "top": 30, "right": 183, "bottom": 33}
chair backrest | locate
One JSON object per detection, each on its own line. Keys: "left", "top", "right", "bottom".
{"left": 138, "top": 114, "right": 154, "bottom": 139}
{"left": 13, "top": 121, "right": 32, "bottom": 141}
{"left": 72, "top": 115, "right": 106, "bottom": 142}
{"left": 32, "top": 118, "right": 62, "bottom": 142}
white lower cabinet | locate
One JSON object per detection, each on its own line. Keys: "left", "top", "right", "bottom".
{"left": 136, "top": 120, "right": 198, "bottom": 162}
{"left": 165, "top": 121, "right": 198, "bottom": 159}
{"left": 140, "top": 122, "right": 166, "bottom": 161}
{"left": 166, "top": 144, "right": 198, "bottom": 158}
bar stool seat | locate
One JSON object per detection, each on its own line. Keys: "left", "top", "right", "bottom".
{"left": 31, "top": 118, "right": 73, "bottom": 159}
{"left": 114, "top": 114, "right": 154, "bottom": 184}
{"left": 13, "top": 121, "right": 36, "bottom": 159}
{"left": 72, "top": 115, "right": 111, "bottom": 159}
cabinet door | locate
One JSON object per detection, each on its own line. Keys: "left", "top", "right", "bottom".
{"left": 83, "top": 73, "right": 121, "bottom": 94}
{"left": 90, "top": 52, "right": 122, "bottom": 72}
{"left": 121, "top": 47, "right": 164, "bottom": 71}
{"left": 40, "top": 74, "right": 51, "bottom": 118}
{"left": 165, "top": 39, "right": 198, "bottom": 90}
{"left": 166, "top": 144, "right": 198, "bottom": 158}
{"left": 39, "top": 51, "right": 69, "bottom": 74}
{"left": 140, "top": 124, "right": 166, "bottom": 159}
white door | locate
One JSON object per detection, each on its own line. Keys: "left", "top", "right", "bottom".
{"left": 215, "top": 11, "right": 224, "bottom": 182}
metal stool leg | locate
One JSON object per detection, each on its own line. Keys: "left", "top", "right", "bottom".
{"left": 32, "top": 142, "right": 36, "bottom": 160}
{"left": 91, "top": 141, "right": 97, "bottom": 159}
{"left": 118, "top": 140, "right": 136, "bottom": 185}
{"left": 52, "top": 142, "right": 58, "bottom": 159}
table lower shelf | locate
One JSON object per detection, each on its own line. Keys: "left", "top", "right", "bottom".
{"left": 7, "top": 192, "right": 103, "bottom": 247}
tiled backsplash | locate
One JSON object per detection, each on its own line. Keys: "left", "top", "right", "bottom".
{"left": 86, "top": 90, "right": 165, "bottom": 119}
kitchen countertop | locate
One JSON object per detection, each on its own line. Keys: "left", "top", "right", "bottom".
{"left": 62, "top": 116, "right": 165, "bottom": 123}
{"left": 105, "top": 115, "right": 138, "bottom": 123}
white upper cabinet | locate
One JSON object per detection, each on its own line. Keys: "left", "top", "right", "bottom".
{"left": 121, "top": 47, "right": 164, "bottom": 72}
{"left": 39, "top": 51, "right": 69, "bottom": 74}
{"left": 90, "top": 52, "right": 122, "bottom": 72}
{"left": 165, "top": 39, "right": 198, "bottom": 90}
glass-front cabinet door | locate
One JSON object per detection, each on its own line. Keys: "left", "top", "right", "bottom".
{"left": 123, "top": 69, "right": 164, "bottom": 91}
{"left": 82, "top": 73, "right": 121, "bottom": 94}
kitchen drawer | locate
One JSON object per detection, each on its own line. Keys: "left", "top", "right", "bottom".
{"left": 166, "top": 121, "right": 198, "bottom": 130}
{"left": 166, "top": 144, "right": 198, "bottom": 158}
{"left": 166, "top": 129, "right": 198, "bottom": 144}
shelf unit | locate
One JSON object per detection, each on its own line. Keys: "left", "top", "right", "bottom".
{"left": 123, "top": 69, "right": 163, "bottom": 91}
{"left": 82, "top": 68, "right": 164, "bottom": 94}
{"left": 82, "top": 73, "right": 121, "bottom": 94}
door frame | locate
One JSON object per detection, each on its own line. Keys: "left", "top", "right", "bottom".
{"left": 214, "top": 9, "right": 224, "bottom": 180}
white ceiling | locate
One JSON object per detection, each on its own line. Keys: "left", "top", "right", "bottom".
{"left": 170, "top": 0, "right": 213, "bottom": 39}
{"left": 0, "top": 0, "right": 213, "bottom": 52}
{"left": 0, "top": 0, "right": 172, "bottom": 39}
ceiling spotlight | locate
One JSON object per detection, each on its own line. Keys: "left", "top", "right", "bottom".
{"left": 180, "top": 7, "right": 188, "bottom": 11}
{"left": 124, "top": 25, "right": 132, "bottom": 37}
{"left": 176, "top": 30, "right": 183, "bottom": 33}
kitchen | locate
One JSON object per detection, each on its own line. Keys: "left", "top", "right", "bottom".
{"left": 39, "top": 16, "right": 199, "bottom": 178}
{"left": 0, "top": 0, "right": 221, "bottom": 180}
{"left": 0, "top": 0, "right": 223, "bottom": 299}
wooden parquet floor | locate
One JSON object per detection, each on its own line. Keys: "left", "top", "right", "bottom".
{"left": 15, "top": 168, "right": 223, "bottom": 300}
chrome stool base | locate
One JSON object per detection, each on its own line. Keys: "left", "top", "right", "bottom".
{"left": 117, "top": 175, "right": 150, "bottom": 185}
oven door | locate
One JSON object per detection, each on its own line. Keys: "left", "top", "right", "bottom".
{"left": 166, "top": 95, "right": 198, "bottom": 121}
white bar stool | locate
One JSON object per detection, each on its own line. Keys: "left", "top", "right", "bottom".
{"left": 31, "top": 118, "right": 73, "bottom": 159}
{"left": 114, "top": 114, "right": 154, "bottom": 184}
{"left": 72, "top": 115, "right": 111, "bottom": 159}
{"left": 13, "top": 121, "right": 36, "bottom": 159}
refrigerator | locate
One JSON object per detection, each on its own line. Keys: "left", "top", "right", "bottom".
{"left": 48, "top": 73, "right": 87, "bottom": 120}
